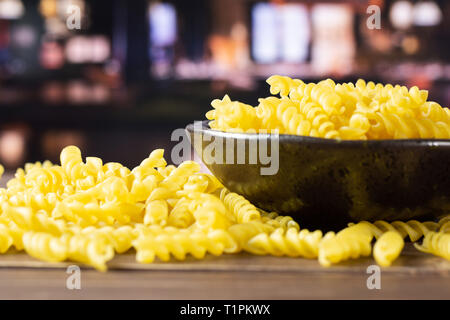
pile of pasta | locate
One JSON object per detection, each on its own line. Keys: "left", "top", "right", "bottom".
{"left": 206, "top": 76, "right": 450, "bottom": 140}
{"left": 0, "top": 146, "right": 448, "bottom": 271}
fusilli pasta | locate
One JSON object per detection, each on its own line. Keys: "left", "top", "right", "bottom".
{"left": 414, "top": 232, "right": 450, "bottom": 260}
{"left": 206, "top": 76, "right": 450, "bottom": 140}
{"left": 0, "top": 144, "right": 449, "bottom": 270}
{"left": 373, "top": 231, "right": 404, "bottom": 267}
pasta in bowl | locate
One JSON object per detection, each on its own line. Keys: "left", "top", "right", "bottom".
{"left": 186, "top": 76, "right": 450, "bottom": 230}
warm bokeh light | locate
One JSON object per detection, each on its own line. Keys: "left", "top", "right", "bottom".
{"left": 0, "top": 129, "right": 25, "bottom": 166}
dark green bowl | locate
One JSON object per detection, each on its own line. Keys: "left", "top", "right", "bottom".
{"left": 186, "top": 121, "right": 450, "bottom": 230}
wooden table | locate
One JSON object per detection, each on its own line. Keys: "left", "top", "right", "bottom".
{"left": 0, "top": 244, "right": 449, "bottom": 300}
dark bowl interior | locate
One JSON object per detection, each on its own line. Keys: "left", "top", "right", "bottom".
{"left": 186, "top": 121, "right": 450, "bottom": 231}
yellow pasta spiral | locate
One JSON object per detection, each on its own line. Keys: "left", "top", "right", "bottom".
{"left": 227, "top": 221, "right": 275, "bottom": 251}
{"left": 414, "top": 232, "right": 450, "bottom": 260}
{"left": 144, "top": 200, "right": 169, "bottom": 226}
{"left": 246, "top": 227, "right": 323, "bottom": 258}
{"left": 261, "top": 215, "right": 299, "bottom": 230}
{"left": 220, "top": 188, "right": 261, "bottom": 223}
{"left": 64, "top": 232, "right": 115, "bottom": 271}
{"left": 60, "top": 146, "right": 86, "bottom": 185}
{"left": 356, "top": 220, "right": 439, "bottom": 242}
{"left": 255, "top": 97, "right": 284, "bottom": 131}
{"left": 80, "top": 226, "right": 135, "bottom": 254}
{"left": 318, "top": 223, "right": 374, "bottom": 267}
{"left": 3, "top": 205, "right": 67, "bottom": 236}
{"left": 23, "top": 231, "right": 68, "bottom": 263}
{"left": 374, "top": 112, "right": 450, "bottom": 139}
{"left": 267, "top": 75, "right": 304, "bottom": 97}
{"left": 207, "top": 95, "right": 260, "bottom": 132}
{"left": 133, "top": 227, "right": 238, "bottom": 263}
{"left": 275, "top": 98, "right": 313, "bottom": 136}
{"left": 373, "top": 231, "right": 404, "bottom": 267}
{"left": 167, "top": 198, "right": 195, "bottom": 228}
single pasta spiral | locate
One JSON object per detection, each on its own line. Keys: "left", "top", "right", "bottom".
{"left": 64, "top": 232, "right": 115, "bottom": 271}
{"left": 227, "top": 221, "right": 275, "bottom": 251}
{"left": 318, "top": 223, "right": 374, "bottom": 267}
{"left": 133, "top": 227, "right": 238, "bottom": 263}
{"left": 414, "top": 232, "right": 450, "bottom": 260}
{"left": 298, "top": 99, "right": 339, "bottom": 138}
{"left": 80, "top": 226, "right": 135, "bottom": 254}
{"left": 23, "top": 231, "right": 67, "bottom": 262}
{"left": 261, "top": 215, "right": 299, "bottom": 230}
{"left": 267, "top": 75, "right": 304, "bottom": 97}
{"left": 255, "top": 97, "right": 285, "bottom": 131}
{"left": 373, "top": 231, "right": 404, "bottom": 267}
{"left": 220, "top": 188, "right": 261, "bottom": 223}
{"left": 206, "top": 95, "right": 260, "bottom": 132}
{"left": 3, "top": 205, "right": 68, "bottom": 236}
{"left": 275, "top": 98, "right": 312, "bottom": 136}
{"left": 356, "top": 220, "right": 439, "bottom": 242}
{"left": 246, "top": 227, "right": 323, "bottom": 258}
{"left": 167, "top": 198, "right": 195, "bottom": 228}
{"left": 144, "top": 200, "right": 169, "bottom": 226}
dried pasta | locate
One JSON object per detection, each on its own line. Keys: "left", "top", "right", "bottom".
{"left": 0, "top": 146, "right": 297, "bottom": 270}
{"left": 414, "top": 232, "right": 450, "bottom": 260}
{"left": 133, "top": 226, "right": 238, "bottom": 263}
{"left": 0, "top": 145, "right": 449, "bottom": 271}
{"left": 373, "top": 231, "right": 404, "bottom": 267}
{"left": 352, "top": 219, "right": 439, "bottom": 242}
{"left": 246, "top": 227, "right": 324, "bottom": 258}
{"left": 318, "top": 223, "right": 374, "bottom": 267}
{"left": 206, "top": 76, "right": 450, "bottom": 140}
{"left": 220, "top": 188, "right": 261, "bottom": 223}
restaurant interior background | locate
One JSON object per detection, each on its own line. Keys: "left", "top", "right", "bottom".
{"left": 0, "top": 0, "right": 448, "bottom": 180}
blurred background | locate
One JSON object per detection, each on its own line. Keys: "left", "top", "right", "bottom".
{"left": 0, "top": 0, "right": 449, "bottom": 176}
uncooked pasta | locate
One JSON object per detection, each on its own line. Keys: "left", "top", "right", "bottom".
{"left": 318, "top": 223, "right": 374, "bottom": 267}
{"left": 414, "top": 232, "right": 450, "bottom": 260}
{"left": 0, "top": 149, "right": 449, "bottom": 269}
{"left": 373, "top": 231, "right": 404, "bottom": 267}
{"left": 206, "top": 76, "right": 450, "bottom": 140}
{"left": 0, "top": 145, "right": 304, "bottom": 270}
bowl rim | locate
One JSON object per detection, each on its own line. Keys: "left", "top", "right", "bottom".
{"left": 186, "top": 120, "right": 450, "bottom": 147}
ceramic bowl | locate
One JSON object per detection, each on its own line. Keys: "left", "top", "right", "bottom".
{"left": 186, "top": 121, "right": 450, "bottom": 230}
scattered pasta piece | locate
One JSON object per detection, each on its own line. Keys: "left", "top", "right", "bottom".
{"left": 414, "top": 232, "right": 450, "bottom": 260}
{"left": 373, "top": 231, "right": 404, "bottom": 267}
{"left": 318, "top": 223, "right": 373, "bottom": 267}
{"left": 354, "top": 219, "right": 439, "bottom": 242}
{"left": 246, "top": 227, "right": 323, "bottom": 258}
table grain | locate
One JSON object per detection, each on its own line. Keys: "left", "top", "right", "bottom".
{"left": 0, "top": 245, "right": 448, "bottom": 300}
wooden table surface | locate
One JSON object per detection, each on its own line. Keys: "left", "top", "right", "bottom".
{"left": 0, "top": 244, "right": 449, "bottom": 300}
